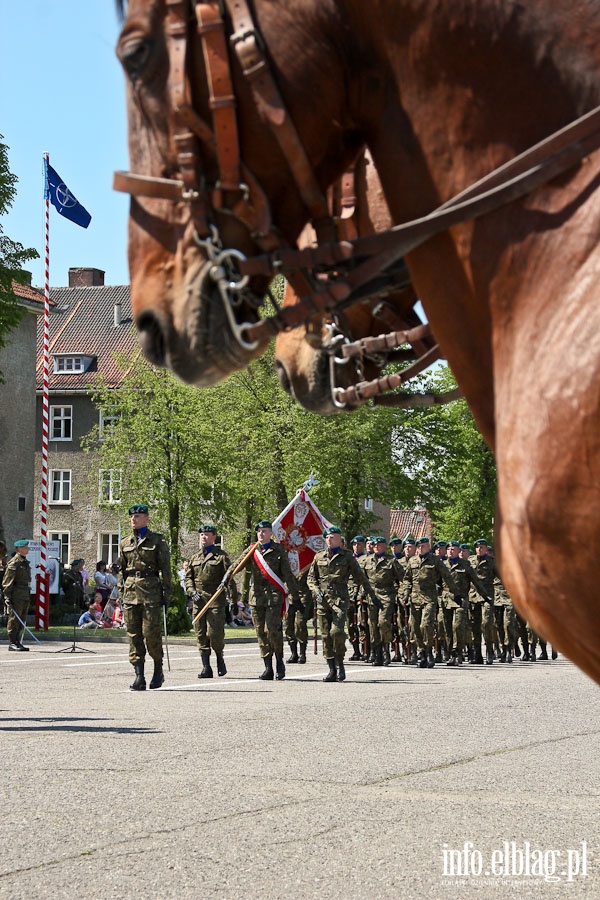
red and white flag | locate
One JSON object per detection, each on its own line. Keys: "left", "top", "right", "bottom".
{"left": 272, "top": 489, "right": 332, "bottom": 576}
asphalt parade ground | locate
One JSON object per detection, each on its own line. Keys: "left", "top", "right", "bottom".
{"left": 0, "top": 636, "right": 598, "bottom": 900}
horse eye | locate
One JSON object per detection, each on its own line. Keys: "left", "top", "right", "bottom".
{"left": 118, "top": 36, "right": 152, "bottom": 80}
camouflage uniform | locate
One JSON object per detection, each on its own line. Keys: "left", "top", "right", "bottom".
{"left": 118, "top": 529, "right": 172, "bottom": 666}
{"left": 403, "top": 552, "right": 458, "bottom": 665}
{"left": 307, "top": 547, "right": 373, "bottom": 663}
{"left": 442, "top": 556, "right": 488, "bottom": 662}
{"left": 284, "top": 570, "right": 312, "bottom": 662}
{"left": 347, "top": 551, "right": 369, "bottom": 660}
{"left": 2, "top": 551, "right": 32, "bottom": 648}
{"left": 246, "top": 542, "right": 300, "bottom": 661}
{"left": 493, "top": 576, "right": 517, "bottom": 661}
{"left": 468, "top": 551, "right": 498, "bottom": 662}
{"left": 186, "top": 545, "right": 237, "bottom": 656}
{"left": 362, "top": 552, "right": 405, "bottom": 664}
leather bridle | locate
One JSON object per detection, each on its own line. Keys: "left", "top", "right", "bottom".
{"left": 114, "top": 0, "right": 600, "bottom": 408}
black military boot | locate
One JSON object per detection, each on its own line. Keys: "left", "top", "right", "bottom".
{"left": 349, "top": 641, "right": 362, "bottom": 661}
{"left": 130, "top": 663, "right": 146, "bottom": 691}
{"left": 391, "top": 646, "right": 402, "bottom": 662}
{"left": 199, "top": 650, "right": 213, "bottom": 678}
{"left": 539, "top": 642, "right": 548, "bottom": 660}
{"left": 298, "top": 643, "right": 307, "bottom": 664}
{"left": 475, "top": 647, "right": 484, "bottom": 665}
{"left": 514, "top": 641, "right": 522, "bottom": 658}
{"left": 522, "top": 647, "right": 530, "bottom": 661}
{"left": 287, "top": 640, "right": 299, "bottom": 663}
{"left": 216, "top": 652, "right": 227, "bottom": 676}
{"left": 336, "top": 658, "right": 346, "bottom": 682}
{"left": 382, "top": 644, "right": 391, "bottom": 666}
{"left": 529, "top": 643, "right": 537, "bottom": 662}
{"left": 371, "top": 645, "right": 384, "bottom": 666}
{"left": 275, "top": 654, "right": 286, "bottom": 680}
{"left": 551, "top": 647, "right": 558, "bottom": 660}
{"left": 446, "top": 652, "right": 458, "bottom": 666}
{"left": 149, "top": 660, "right": 164, "bottom": 689}
{"left": 500, "top": 647, "right": 507, "bottom": 663}
{"left": 418, "top": 650, "right": 428, "bottom": 669}
{"left": 323, "top": 658, "right": 337, "bottom": 682}
{"left": 506, "top": 647, "right": 513, "bottom": 663}
{"left": 16, "top": 642, "right": 29, "bottom": 652}
{"left": 427, "top": 649, "right": 436, "bottom": 668}
{"left": 486, "top": 644, "right": 494, "bottom": 665}
{"left": 259, "top": 654, "right": 274, "bottom": 680}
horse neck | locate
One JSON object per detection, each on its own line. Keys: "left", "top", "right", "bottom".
{"left": 341, "top": 0, "right": 600, "bottom": 445}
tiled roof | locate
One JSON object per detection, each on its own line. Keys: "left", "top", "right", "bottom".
{"left": 35, "top": 283, "right": 139, "bottom": 391}
{"left": 389, "top": 508, "right": 433, "bottom": 541}
{"left": 11, "top": 279, "right": 52, "bottom": 309}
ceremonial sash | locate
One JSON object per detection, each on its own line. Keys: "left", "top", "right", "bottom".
{"left": 254, "top": 547, "right": 293, "bottom": 617}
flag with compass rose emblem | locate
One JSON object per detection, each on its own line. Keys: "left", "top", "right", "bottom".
{"left": 272, "top": 489, "right": 332, "bottom": 575}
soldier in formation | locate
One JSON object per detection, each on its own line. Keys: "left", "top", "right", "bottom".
{"left": 2, "top": 539, "right": 32, "bottom": 652}
{"left": 186, "top": 524, "right": 238, "bottom": 679}
{"left": 118, "top": 503, "right": 172, "bottom": 691}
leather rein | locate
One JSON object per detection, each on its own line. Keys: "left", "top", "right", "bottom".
{"left": 114, "top": 0, "right": 600, "bottom": 408}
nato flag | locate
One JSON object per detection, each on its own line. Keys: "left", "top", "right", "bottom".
{"left": 44, "top": 161, "right": 92, "bottom": 229}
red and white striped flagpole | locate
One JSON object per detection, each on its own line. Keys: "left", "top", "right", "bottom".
{"left": 37, "top": 152, "right": 51, "bottom": 630}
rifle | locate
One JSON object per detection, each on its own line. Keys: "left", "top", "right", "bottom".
{"left": 192, "top": 541, "right": 258, "bottom": 626}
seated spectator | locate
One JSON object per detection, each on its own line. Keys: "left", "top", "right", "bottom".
{"left": 233, "top": 600, "right": 253, "bottom": 627}
{"left": 78, "top": 601, "right": 99, "bottom": 629}
{"left": 102, "top": 595, "right": 118, "bottom": 626}
{"left": 112, "top": 602, "right": 124, "bottom": 628}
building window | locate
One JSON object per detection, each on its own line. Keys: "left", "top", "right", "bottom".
{"left": 54, "top": 356, "right": 84, "bottom": 373}
{"left": 100, "top": 533, "right": 120, "bottom": 565}
{"left": 364, "top": 498, "right": 373, "bottom": 512}
{"left": 50, "top": 405, "right": 73, "bottom": 440}
{"left": 50, "top": 532, "right": 70, "bottom": 565}
{"left": 99, "top": 409, "right": 119, "bottom": 439}
{"left": 99, "top": 469, "right": 122, "bottom": 504}
{"left": 17, "top": 496, "right": 26, "bottom": 512}
{"left": 50, "top": 470, "right": 71, "bottom": 503}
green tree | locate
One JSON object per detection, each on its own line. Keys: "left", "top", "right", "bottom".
{"left": 0, "top": 136, "right": 39, "bottom": 369}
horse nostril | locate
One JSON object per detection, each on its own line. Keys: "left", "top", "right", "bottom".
{"left": 275, "top": 358, "right": 292, "bottom": 394}
{"left": 136, "top": 310, "right": 167, "bottom": 366}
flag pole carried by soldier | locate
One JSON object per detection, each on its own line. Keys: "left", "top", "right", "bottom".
{"left": 118, "top": 504, "right": 172, "bottom": 691}
{"left": 2, "top": 540, "right": 32, "bottom": 652}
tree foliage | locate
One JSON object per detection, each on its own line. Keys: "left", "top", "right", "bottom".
{"left": 0, "top": 136, "right": 39, "bottom": 363}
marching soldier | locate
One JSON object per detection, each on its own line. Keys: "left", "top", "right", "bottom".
{"left": 402, "top": 536, "right": 459, "bottom": 668}
{"left": 363, "top": 537, "right": 405, "bottom": 666}
{"left": 348, "top": 534, "right": 367, "bottom": 661}
{"left": 2, "top": 539, "right": 32, "bottom": 651}
{"left": 443, "top": 540, "right": 489, "bottom": 665}
{"left": 246, "top": 520, "right": 302, "bottom": 681}
{"left": 186, "top": 525, "right": 238, "bottom": 679}
{"left": 285, "top": 569, "right": 312, "bottom": 664}
{"left": 118, "top": 503, "right": 172, "bottom": 691}
{"left": 308, "top": 526, "right": 379, "bottom": 682}
{"left": 493, "top": 575, "right": 517, "bottom": 662}
{"left": 468, "top": 538, "right": 499, "bottom": 665}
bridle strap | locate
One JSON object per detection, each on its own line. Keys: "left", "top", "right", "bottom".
{"left": 225, "top": 0, "right": 338, "bottom": 244}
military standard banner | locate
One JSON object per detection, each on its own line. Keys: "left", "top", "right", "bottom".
{"left": 272, "top": 489, "right": 332, "bottom": 575}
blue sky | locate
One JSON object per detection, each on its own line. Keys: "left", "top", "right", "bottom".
{"left": 1, "top": 2, "right": 130, "bottom": 288}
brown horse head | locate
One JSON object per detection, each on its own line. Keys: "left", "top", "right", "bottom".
{"left": 116, "top": 0, "right": 363, "bottom": 385}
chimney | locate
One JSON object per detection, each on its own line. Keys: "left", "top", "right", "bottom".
{"left": 68, "top": 267, "right": 105, "bottom": 287}
{"left": 114, "top": 300, "right": 122, "bottom": 327}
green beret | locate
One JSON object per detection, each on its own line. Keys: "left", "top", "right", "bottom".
{"left": 351, "top": 534, "right": 366, "bottom": 543}
{"left": 389, "top": 537, "right": 402, "bottom": 546}
{"left": 417, "top": 536, "right": 430, "bottom": 544}
{"left": 374, "top": 536, "right": 387, "bottom": 543}
{"left": 14, "top": 539, "right": 29, "bottom": 548}
{"left": 255, "top": 520, "right": 272, "bottom": 530}
{"left": 460, "top": 543, "right": 472, "bottom": 551}
{"left": 323, "top": 526, "right": 342, "bottom": 537}
{"left": 448, "top": 540, "right": 461, "bottom": 548}
{"left": 474, "top": 538, "right": 489, "bottom": 546}
{"left": 70, "top": 558, "right": 83, "bottom": 567}
{"left": 198, "top": 524, "right": 216, "bottom": 534}
{"left": 402, "top": 538, "right": 416, "bottom": 546}
{"left": 434, "top": 540, "right": 448, "bottom": 548}
{"left": 129, "top": 504, "right": 149, "bottom": 515}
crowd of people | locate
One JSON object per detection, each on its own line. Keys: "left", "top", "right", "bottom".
{"left": 1, "top": 509, "right": 556, "bottom": 687}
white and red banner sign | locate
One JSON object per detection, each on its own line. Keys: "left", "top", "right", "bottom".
{"left": 272, "top": 489, "right": 331, "bottom": 576}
